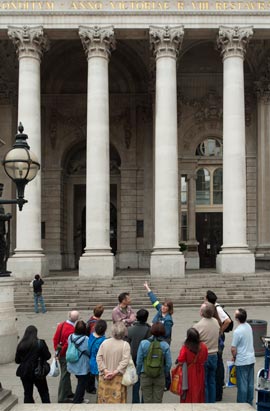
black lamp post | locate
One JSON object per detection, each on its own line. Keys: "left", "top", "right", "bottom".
{"left": 0, "top": 123, "right": 40, "bottom": 276}
{"left": 1, "top": 122, "right": 40, "bottom": 210}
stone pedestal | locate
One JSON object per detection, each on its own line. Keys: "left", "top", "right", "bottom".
{"left": 79, "top": 253, "right": 115, "bottom": 279}
{"left": 150, "top": 251, "right": 185, "bottom": 278}
{"left": 0, "top": 278, "right": 18, "bottom": 364}
{"left": 8, "top": 255, "right": 49, "bottom": 280}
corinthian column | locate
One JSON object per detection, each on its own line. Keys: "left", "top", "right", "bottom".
{"left": 150, "top": 26, "right": 185, "bottom": 278}
{"left": 255, "top": 66, "right": 270, "bottom": 260}
{"left": 7, "top": 26, "right": 49, "bottom": 279}
{"left": 216, "top": 26, "right": 255, "bottom": 274}
{"left": 78, "top": 26, "right": 115, "bottom": 278}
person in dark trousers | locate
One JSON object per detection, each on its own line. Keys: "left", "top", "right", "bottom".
{"left": 53, "top": 310, "right": 80, "bottom": 403}
{"left": 205, "top": 290, "right": 232, "bottom": 401}
{"left": 127, "top": 309, "right": 151, "bottom": 403}
{"left": 32, "top": 274, "right": 46, "bottom": 314}
{"left": 15, "top": 325, "right": 51, "bottom": 403}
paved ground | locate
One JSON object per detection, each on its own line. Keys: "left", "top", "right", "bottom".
{"left": 2, "top": 304, "right": 270, "bottom": 408}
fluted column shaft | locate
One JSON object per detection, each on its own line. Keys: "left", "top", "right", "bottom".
{"left": 7, "top": 26, "right": 48, "bottom": 279}
{"left": 216, "top": 26, "right": 255, "bottom": 274}
{"left": 150, "top": 26, "right": 185, "bottom": 277}
{"left": 78, "top": 26, "right": 115, "bottom": 278}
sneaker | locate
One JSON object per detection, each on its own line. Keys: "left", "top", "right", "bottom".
{"left": 83, "top": 399, "right": 90, "bottom": 404}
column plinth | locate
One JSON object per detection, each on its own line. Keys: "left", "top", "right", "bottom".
{"left": 78, "top": 26, "right": 115, "bottom": 279}
{"left": 0, "top": 278, "right": 17, "bottom": 364}
{"left": 7, "top": 26, "right": 49, "bottom": 279}
{"left": 150, "top": 26, "right": 185, "bottom": 278}
{"left": 216, "top": 26, "right": 255, "bottom": 274}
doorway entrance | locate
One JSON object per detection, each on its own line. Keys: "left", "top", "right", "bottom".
{"left": 73, "top": 184, "right": 118, "bottom": 267}
{"left": 196, "top": 212, "right": 222, "bottom": 268}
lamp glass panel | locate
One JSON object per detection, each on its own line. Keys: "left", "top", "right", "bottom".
{"left": 4, "top": 148, "right": 30, "bottom": 180}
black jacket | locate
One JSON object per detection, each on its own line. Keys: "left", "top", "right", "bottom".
{"left": 15, "top": 339, "right": 51, "bottom": 378}
{"left": 33, "top": 278, "right": 44, "bottom": 294}
{"left": 127, "top": 322, "right": 151, "bottom": 364}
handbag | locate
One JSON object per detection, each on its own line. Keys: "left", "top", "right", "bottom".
{"left": 122, "top": 357, "right": 138, "bottom": 386}
{"left": 48, "top": 358, "right": 60, "bottom": 377}
{"left": 170, "top": 352, "right": 199, "bottom": 396}
{"left": 170, "top": 363, "right": 183, "bottom": 395}
{"left": 34, "top": 340, "right": 50, "bottom": 379}
{"left": 34, "top": 358, "right": 50, "bottom": 379}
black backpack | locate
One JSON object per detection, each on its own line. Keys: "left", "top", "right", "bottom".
{"left": 216, "top": 304, "right": 234, "bottom": 333}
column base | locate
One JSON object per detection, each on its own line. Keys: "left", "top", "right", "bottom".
{"left": 186, "top": 252, "right": 200, "bottom": 269}
{"left": 186, "top": 241, "right": 200, "bottom": 269}
{"left": 0, "top": 278, "right": 18, "bottom": 364}
{"left": 79, "top": 253, "right": 115, "bottom": 279}
{"left": 216, "top": 252, "right": 255, "bottom": 274}
{"left": 150, "top": 251, "right": 185, "bottom": 278}
{"left": 7, "top": 254, "right": 49, "bottom": 280}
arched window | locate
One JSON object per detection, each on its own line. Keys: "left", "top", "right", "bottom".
{"left": 213, "top": 168, "right": 223, "bottom": 204}
{"left": 196, "top": 168, "right": 210, "bottom": 205}
{"left": 196, "top": 138, "right": 223, "bottom": 157}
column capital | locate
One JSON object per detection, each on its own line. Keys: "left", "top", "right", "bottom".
{"left": 8, "top": 26, "right": 49, "bottom": 61}
{"left": 217, "top": 26, "right": 253, "bottom": 60}
{"left": 79, "top": 25, "right": 116, "bottom": 60}
{"left": 186, "top": 173, "right": 197, "bottom": 181}
{"left": 149, "top": 25, "right": 184, "bottom": 60}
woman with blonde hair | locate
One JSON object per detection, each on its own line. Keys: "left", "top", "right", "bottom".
{"left": 97, "top": 321, "right": 130, "bottom": 403}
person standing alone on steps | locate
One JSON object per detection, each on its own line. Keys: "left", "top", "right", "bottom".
{"left": 32, "top": 274, "right": 46, "bottom": 314}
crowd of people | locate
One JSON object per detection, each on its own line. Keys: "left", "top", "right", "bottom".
{"left": 15, "top": 281, "right": 256, "bottom": 405}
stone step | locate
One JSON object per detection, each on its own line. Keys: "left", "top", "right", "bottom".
{"left": 0, "top": 387, "right": 18, "bottom": 411}
{"left": 14, "top": 270, "right": 270, "bottom": 312}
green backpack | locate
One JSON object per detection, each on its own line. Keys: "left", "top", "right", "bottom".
{"left": 144, "top": 339, "right": 164, "bottom": 378}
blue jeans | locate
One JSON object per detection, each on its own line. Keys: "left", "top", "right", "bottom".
{"left": 205, "top": 353, "right": 218, "bottom": 403}
{"left": 34, "top": 293, "right": 46, "bottom": 313}
{"left": 236, "top": 364, "right": 254, "bottom": 405}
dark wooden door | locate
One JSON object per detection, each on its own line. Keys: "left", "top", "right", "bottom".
{"left": 196, "top": 212, "right": 222, "bottom": 268}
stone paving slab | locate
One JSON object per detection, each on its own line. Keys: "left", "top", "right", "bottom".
{"left": 13, "top": 403, "right": 254, "bottom": 410}
{"left": 1, "top": 305, "right": 270, "bottom": 408}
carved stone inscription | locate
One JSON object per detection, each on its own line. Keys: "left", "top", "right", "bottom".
{"left": 0, "top": 0, "right": 269, "bottom": 11}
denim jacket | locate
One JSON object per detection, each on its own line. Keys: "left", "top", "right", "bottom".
{"left": 148, "top": 290, "right": 173, "bottom": 343}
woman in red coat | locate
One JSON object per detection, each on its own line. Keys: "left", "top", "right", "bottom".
{"left": 177, "top": 327, "right": 208, "bottom": 403}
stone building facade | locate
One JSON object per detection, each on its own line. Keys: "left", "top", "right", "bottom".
{"left": 0, "top": 2, "right": 269, "bottom": 279}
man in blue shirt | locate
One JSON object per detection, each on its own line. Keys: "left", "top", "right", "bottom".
{"left": 231, "top": 308, "right": 255, "bottom": 405}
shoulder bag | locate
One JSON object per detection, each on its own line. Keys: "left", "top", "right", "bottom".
{"left": 34, "top": 340, "right": 50, "bottom": 379}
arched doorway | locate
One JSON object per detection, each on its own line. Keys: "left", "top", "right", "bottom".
{"left": 195, "top": 138, "right": 223, "bottom": 268}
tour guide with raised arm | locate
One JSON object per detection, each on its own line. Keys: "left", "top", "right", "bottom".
{"left": 143, "top": 281, "right": 174, "bottom": 344}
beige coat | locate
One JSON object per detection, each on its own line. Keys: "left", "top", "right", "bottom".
{"left": 97, "top": 338, "right": 130, "bottom": 375}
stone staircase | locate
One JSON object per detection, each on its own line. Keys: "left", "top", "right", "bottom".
{"left": 14, "top": 269, "right": 270, "bottom": 312}
{"left": 0, "top": 384, "right": 18, "bottom": 411}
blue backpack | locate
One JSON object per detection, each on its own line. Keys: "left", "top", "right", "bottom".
{"left": 66, "top": 336, "right": 85, "bottom": 363}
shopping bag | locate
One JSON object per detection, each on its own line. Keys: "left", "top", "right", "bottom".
{"left": 48, "top": 358, "right": 60, "bottom": 377}
{"left": 122, "top": 357, "right": 138, "bottom": 386}
{"left": 170, "top": 363, "right": 183, "bottom": 395}
{"left": 225, "top": 360, "right": 237, "bottom": 387}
